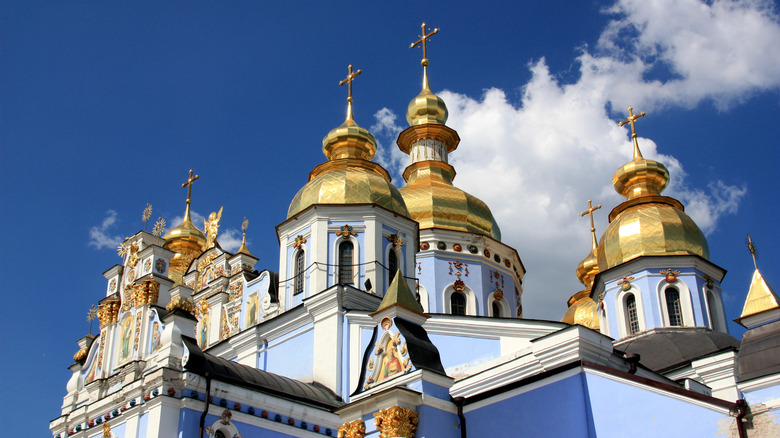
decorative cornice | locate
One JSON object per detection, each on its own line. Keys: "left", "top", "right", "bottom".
{"left": 374, "top": 405, "right": 418, "bottom": 438}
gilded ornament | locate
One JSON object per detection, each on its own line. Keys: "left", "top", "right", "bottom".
{"left": 660, "top": 268, "right": 680, "bottom": 283}
{"left": 220, "top": 409, "right": 232, "bottom": 425}
{"left": 73, "top": 347, "right": 88, "bottom": 363}
{"left": 293, "top": 235, "right": 307, "bottom": 249}
{"left": 453, "top": 279, "right": 465, "bottom": 292}
{"left": 386, "top": 233, "right": 404, "bottom": 248}
{"left": 204, "top": 206, "right": 223, "bottom": 250}
{"left": 336, "top": 225, "right": 358, "bottom": 238}
{"left": 494, "top": 289, "right": 504, "bottom": 301}
{"left": 142, "top": 203, "right": 152, "bottom": 230}
{"left": 618, "top": 276, "right": 635, "bottom": 291}
{"left": 374, "top": 405, "right": 419, "bottom": 438}
{"left": 152, "top": 217, "right": 166, "bottom": 237}
{"left": 166, "top": 296, "right": 195, "bottom": 314}
{"left": 102, "top": 422, "right": 111, "bottom": 438}
{"left": 337, "top": 419, "right": 365, "bottom": 438}
{"left": 87, "top": 304, "right": 98, "bottom": 333}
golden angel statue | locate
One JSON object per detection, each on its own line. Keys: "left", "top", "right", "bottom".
{"left": 204, "top": 206, "right": 223, "bottom": 250}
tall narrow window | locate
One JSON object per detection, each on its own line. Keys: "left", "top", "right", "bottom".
{"left": 338, "top": 241, "right": 354, "bottom": 284}
{"left": 626, "top": 294, "right": 639, "bottom": 335}
{"left": 388, "top": 249, "right": 398, "bottom": 284}
{"left": 666, "top": 287, "right": 682, "bottom": 326}
{"left": 293, "top": 250, "right": 305, "bottom": 295}
{"left": 451, "top": 292, "right": 466, "bottom": 316}
{"left": 492, "top": 301, "right": 501, "bottom": 318}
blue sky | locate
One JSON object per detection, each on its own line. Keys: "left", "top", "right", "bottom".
{"left": 1, "top": 1, "right": 779, "bottom": 434}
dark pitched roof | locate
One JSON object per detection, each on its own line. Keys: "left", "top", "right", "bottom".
{"left": 394, "top": 317, "right": 445, "bottom": 374}
{"left": 614, "top": 327, "right": 740, "bottom": 373}
{"left": 737, "top": 320, "right": 780, "bottom": 382}
{"left": 181, "top": 336, "right": 343, "bottom": 409}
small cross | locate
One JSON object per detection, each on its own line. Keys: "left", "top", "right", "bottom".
{"left": 339, "top": 64, "right": 362, "bottom": 104}
{"left": 619, "top": 106, "right": 646, "bottom": 139}
{"left": 747, "top": 234, "right": 758, "bottom": 270}
{"left": 580, "top": 199, "right": 602, "bottom": 249}
{"left": 181, "top": 169, "right": 200, "bottom": 207}
{"left": 410, "top": 22, "right": 439, "bottom": 66}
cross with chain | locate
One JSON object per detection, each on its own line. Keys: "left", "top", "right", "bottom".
{"left": 410, "top": 22, "right": 439, "bottom": 66}
{"left": 182, "top": 169, "right": 200, "bottom": 207}
{"left": 580, "top": 199, "right": 602, "bottom": 249}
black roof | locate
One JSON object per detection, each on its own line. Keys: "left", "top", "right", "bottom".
{"left": 737, "top": 320, "right": 780, "bottom": 382}
{"left": 181, "top": 336, "right": 343, "bottom": 409}
{"left": 614, "top": 327, "right": 740, "bottom": 373}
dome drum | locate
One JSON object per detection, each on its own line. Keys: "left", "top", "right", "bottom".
{"left": 397, "top": 124, "right": 459, "bottom": 154}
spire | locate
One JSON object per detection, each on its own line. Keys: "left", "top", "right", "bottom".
{"left": 236, "top": 217, "right": 254, "bottom": 257}
{"left": 181, "top": 169, "right": 199, "bottom": 222}
{"left": 410, "top": 22, "right": 439, "bottom": 91}
{"left": 738, "top": 235, "right": 780, "bottom": 324}
{"left": 338, "top": 64, "right": 362, "bottom": 123}
{"left": 372, "top": 266, "right": 424, "bottom": 316}
{"left": 321, "top": 64, "right": 377, "bottom": 162}
{"left": 618, "top": 106, "right": 647, "bottom": 160}
{"left": 580, "top": 199, "right": 602, "bottom": 252}
{"left": 407, "top": 23, "right": 447, "bottom": 126}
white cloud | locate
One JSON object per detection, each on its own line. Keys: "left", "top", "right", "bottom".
{"left": 370, "top": 0, "right": 770, "bottom": 320}
{"left": 371, "top": 107, "right": 409, "bottom": 174}
{"left": 218, "top": 228, "right": 244, "bottom": 253}
{"left": 88, "top": 210, "right": 123, "bottom": 250}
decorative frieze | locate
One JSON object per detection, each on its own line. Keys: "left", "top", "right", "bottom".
{"left": 337, "top": 419, "right": 365, "bottom": 438}
{"left": 374, "top": 405, "right": 418, "bottom": 438}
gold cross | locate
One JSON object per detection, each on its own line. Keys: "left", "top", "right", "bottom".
{"left": 339, "top": 64, "right": 362, "bottom": 104}
{"left": 182, "top": 169, "right": 200, "bottom": 207}
{"left": 580, "top": 199, "right": 602, "bottom": 250}
{"left": 619, "top": 106, "right": 647, "bottom": 159}
{"left": 410, "top": 22, "right": 439, "bottom": 66}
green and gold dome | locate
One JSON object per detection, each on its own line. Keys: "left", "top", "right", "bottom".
{"left": 287, "top": 66, "right": 409, "bottom": 219}
{"left": 597, "top": 108, "right": 709, "bottom": 271}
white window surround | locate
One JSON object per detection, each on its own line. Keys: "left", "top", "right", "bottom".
{"left": 291, "top": 246, "right": 306, "bottom": 300}
{"left": 384, "top": 241, "right": 400, "bottom": 291}
{"left": 333, "top": 235, "right": 360, "bottom": 286}
{"left": 206, "top": 417, "right": 242, "bottom": 438}
{"left": 487, "top": 291, "right": 510, "bottom": 317}
{"left": 416, "top": 283, "right": 429, "bottom": 313}
{"left": 614, "top": 286, "right": 647, "bottom": 339}
{"left": 703, "top": 286, "right": 727, "bottom": 332}
{"left": 598, "top": 302, "right": 610, "bottom": 338}
{"left": 443, "top": 283, "right": 477, "bottom": 316}
{"left": 657, "top": 280, "right": 694, "bottom": 328}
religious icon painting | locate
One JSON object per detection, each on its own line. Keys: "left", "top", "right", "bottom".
{"left": 363, "top": 318, "right": 412, "bottom": 389}
{"left": 149, "top": 311, "right": 163, "bottom": 353}
{"left": 247, "top": 294, "right": 259, "bottom": 327}
{"left": 118, "top": 314, "right": 134, "bottom": 364}
{"left": 155, "top": 258, "right": 166, "bottom": 274}
{"left": 144, "top": 258, "right": 152, "bottom": 274}
{"left": 198, "top": 316, "right": 209, "bottom": 349}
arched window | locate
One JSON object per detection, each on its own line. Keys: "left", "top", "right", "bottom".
{"left": 626, "top": 294, "right": 639, "bottom": 335}
{"left": 338, "top": 241, "right": 354, "bottom": 284}
{"left": 215, "top": 431, "right": 227, "bottom": 438}
{"left": 665, "top": 287, "right": 682, "bottom": 326}
{"left": 451, "top": 292, "right": 466, "bottom": 316}
{"left": 293, "top": 250, "right": 305, "bottom": 295}
{"left": 491, "top": 301, "right": 501, "bottom": 318}
{"left": 388, "top": 249, "right": 398, "bottom": 284}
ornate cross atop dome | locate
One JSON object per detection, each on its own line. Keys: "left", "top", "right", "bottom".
{"left": 619, "top": 106, "right": 647, "bottom": 159}
{"left": 339, "top": 64, "right": 362, "bottom": 121}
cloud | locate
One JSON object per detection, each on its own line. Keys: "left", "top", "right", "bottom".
{"left": 370, "top": 0, "right": 769, "bottom": 320}
{"left": 371, "top": 107, "right": 409, "bottom": 174}
{"left": 218, "top": 228, "right": 244, "bottom": 253}
{"left": 88, "top": 210, "right": 123, "bottom": 250}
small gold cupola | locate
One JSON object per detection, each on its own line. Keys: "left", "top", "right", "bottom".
{"left": 163, "top": 169, "right": 207, "bottom": 284}
{"left": 597, "top": 107, "right": 709, "bottom": 271}
{"left": 287, "top": 65, "right": 409, "bottom": 219}
{"left": 562, "top": 200, "right": 601, "bottom": 330}
{"left": 397, "top": 23, "right": 501, "bottom": 240}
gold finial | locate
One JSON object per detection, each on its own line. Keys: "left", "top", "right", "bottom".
{"left": 579, "top": 199, "right": 602, "bottom": 250}
{"left": 117, "top": 238, "right": 131, "bottom": 258}
{"left": 242, "top": 217, "right": 249, "bottom": 233}
{"left": 181, "top": 169, "right": 200, "bottom": 221}
{"left": 747, "top": 234, "right": 759, "bottom": 270}
{"left": 618, "top": 106, "right": 647, "bottom": 159}
{"left": 339, "top": 64, "right": 363, "bottom": 122}
{"left": 237, "top": 216, "right": 253, "bottom": 256}
{"left": 87, "top": 304, "right": 98, "bottom": 334}
{"left": 103, "top": 421, "right": 111, "bottom": 437}
{"left": 204, "top": 206, "right": 223, "bottom": 250}
{"left": 410, "top": 22, "right": 439, "bottom": 89}
{"left": 142, "top": 203, "right": 152, "bottom": 230}
{"left": 152, "top": 217, "right": 166, "bottom": 237}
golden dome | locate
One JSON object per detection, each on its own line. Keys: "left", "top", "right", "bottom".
{"left": 407, "top": 86, "right": 448, "bottom": 126}
{"left": 597, "top": 126, "right": 708, "bottom": 270}
{"left": 163, "top": 211, "right": 206, "bottom": 284}
{"left": 562, "top": 290, "right": 600, "bottom": 330}
{"left": 576, "top": 248, "right": 599, "bottom": 288}
{"left": 399, "top": 161, "right": 501, "bottom": 240}
{"left": 287, "top": 95, "right": 409, "bottom": 218}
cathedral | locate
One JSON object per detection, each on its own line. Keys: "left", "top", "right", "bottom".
{"left": 50, "top": 25, "right": 780, "bottom": 438}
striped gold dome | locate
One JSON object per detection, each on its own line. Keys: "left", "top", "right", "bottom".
{"left": 163, "top": 215, "right": 206, "bottom": 284}
{"left": 407, "top": 86, "right": 448, "bottom": 126}
{"left": 597, "top": 154, "right": 708, "bottom": 270}
{"left": 561, "top": 290, "right": 599, "bottom": 330}
{"left": 399, "top": 161, "right": 501, "bottom": 240}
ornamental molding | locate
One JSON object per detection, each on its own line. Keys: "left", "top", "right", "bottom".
{"left": 374, "top": 405, "right": 418, "bottom": 438}
{"left": 337, "top": 419, "right": 365, "bottom": 438}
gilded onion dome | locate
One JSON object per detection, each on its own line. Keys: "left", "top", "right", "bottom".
{"left": 163, "top": 173, "right": 207, "bottom": 285}
{"left": 287, "top": 66, "right": 409, "bottom": 219}
{"left": 562, "top": 207, "right": 600, "bottom": 330}
{"left": 397, "top": 30, "right": 501, "bottom": 240}
{"left": 597, "top": 108, "right": 708, "bottom": 271}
